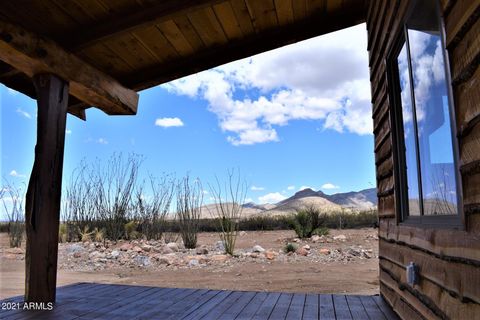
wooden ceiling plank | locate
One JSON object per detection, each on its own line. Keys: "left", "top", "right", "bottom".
{"left": 173, "top": 16, "right": 206, "bottom": 52}
{"left": 103, "top": 33, "right": 158, "bottom": 71}
{"left": 229, "top": 0, "right": 256, "bottom": 35}
{"left": 132, "top": 25, "right": 179, "bottom": 64}
{"left": 63, "top": 0, "right": 225, "bottom": 51}
{"left": 127, "top": 3, "right": 365, "bottom": 91}
{"left": 292, "top": 0, "right": 307, "bottom": 21}
{"left": 78, "top": 43, "right": 134, "bottom": 77}
{"left": 274, "top": 0, "right": 294, "bottom": 26}
{"left": 246, "top": 0, "right": 278, "bottom": 31}
{"left": 157, "top": 20, "right": 195, "bottom": 57}
{"left": 0, "top": 19, "right": 138, "bottom": 115}
{"left": 326, "top": 0, "right": 343, "bottom": 12}
{"left": 306, "top": 0, "right": 327, "bottom": 16}
{"left": 213, "top": 2, "right": 243, "bottom": 39}
{"left": 188, "top": 8, "right": 228, "bottom": 47}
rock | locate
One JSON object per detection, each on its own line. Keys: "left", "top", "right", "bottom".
{"left": 265, "top": 251, "right": 277, "bottom": 260}
{"left": 296, "top": 247, "right": 308, "bottom": 256}
{"left": 239, "top": 231, "right": 247, "bottom": 236}
{"left": 333, "top": 235, "right": 347, "bottom": 241}
{"left": 66, "top": 244, "right": 84, "bottom": 255}
{"left": 250, "top": 253, "right": 259, "bottom": 258}
{"left": 211, "top": 254, "right": 228, "bottom": 262}
{"left": 134, "top": 255, "right": 151, "bottom": 266}
{"left": 302, "top": 245, "right": 311, "bottom": 251}
{"left": 88, "top": 251, "right": 105, "bottom": 260}
{"left": 252, "top": 245, "right": 265, "bottom": 253}
{"left": 166, "top": 242, "right": 179, "bottom": 252}
{"left": 311, "top": 235, "right": 320, "bottom": 242}
{"left": 110, "top": 250, "right": 120, "bottom": 259}
{"left": 161, "top": 246, "right": 174, "bottom": 254}
{"left": 73, "top": 252, "right": 82, "bottom": 258}
{"left": 293, "top": 238, "right": 301, "bottom": 243}
{"left": 215, "top": 241, "right": 225, "bottom": 252}
{"left": 362, "top": 251, "right": 372, "bottom": 259}
{"left": 196, "top": 246, "right": 209, "bottom": 255}
{"left": 347, "top": 248, "right": 361, "bottom": 256}
{"left": 319, "top": 248, "right": 331, "bottom": 255}
{"left": 188, "top": 259, "right": 200, "bottom": 267}
{"left": 132, "top": 246, "right": 143, "bottom": 253}
{"left": 141, "top": 244, "right": 153, "bottom": 252}
{"left": 155, "top": 255, "right": 174, "bottom": 265}
{"left": 119, "top": 243, "right": 133, "bottom": 251}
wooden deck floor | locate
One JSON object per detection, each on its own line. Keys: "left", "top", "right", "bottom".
{"left": 0, "top": 283, "right": 399, "bottom": 319}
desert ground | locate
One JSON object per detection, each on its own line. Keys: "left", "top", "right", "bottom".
{"left": 0, "top": 228, "right": 379, "bottom": 300}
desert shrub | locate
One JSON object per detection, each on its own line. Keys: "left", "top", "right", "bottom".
{"left": 79, "top": 226, "right": 93, "bottom": 242}
{"left": 94, "top": 227, "right": 105, "bottom": 242}
{"left": 284, "top": 243, "right": 297, "bottom": 253}
{"left": 209, "top": 170, "right": 247, "bottom": 255}
{"left": 59, "top": 224, "right": 68, "bottom": 243}
{"left": 124, "top": 221, "right": 139, "bottom": 240}
{"left": 134, "top": 175, "right": 174, "bottom": 240}
{"left": 312, "top": 226, "right": 329, "bottom": 236}
{"left": 0, "top": 223, "right": 9, "bottom": 233}
{"left": 324, "top": 208, "right": 378, "bottom": 229}
{"left": 290, "top": 205, "right": 327, "bottom": 238}
{"left": 176, "top": 175, "right": 202, "bottom": 249}
{"left": 1, "top": 181, "right": 25, "bottom": 247}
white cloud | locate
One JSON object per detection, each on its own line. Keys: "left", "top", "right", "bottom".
{"left": 16, "top": 108, "right": 32, "bottom": 119}
{"left": 321, "top": 183, "right": 340, "bottom": 190}
{"left": 163, "top": 24, "right": 371, "bottom": 145}
{"left": 287, "top": 185, "right": 295, "bottom": 190}
{"left": 97, "top": 138, "right": 108, "bottom": 145}
{"left": 66, "top": 129, "right": 72, "bottom": 135}
{"left": 155, "top": 117, "right": 184, "bottom": 128}
{"left": 9, "top": 170, "right": 26, "bottom": 178}
{"left": 251, "top": 185, "right": 265, "bottom": 191}
{"left": 244, "top": 198, "right": 253, "bottom": 203}
{"left": 258, "top": 192, "right": 287, "bottom": 204}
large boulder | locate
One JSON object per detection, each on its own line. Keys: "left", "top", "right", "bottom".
{"left": 252, "top": 245, "right": 265, "bottom": 253}
{"left": 166, "top": 242, "right": 179, "bottom": 252}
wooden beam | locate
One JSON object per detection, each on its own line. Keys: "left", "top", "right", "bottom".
{"left": 126, "top": 5, "right": 366, "bottom": 90}
{"left": 0, "top": 19, "right": 138, "bottom": 115}
{"left": 62, "top": 0, "right": 226, "bottom": 51}
{"left": 25, "top": 73, "right": 68, "bottom": 303}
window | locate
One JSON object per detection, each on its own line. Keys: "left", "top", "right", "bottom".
{"left": 388, "top": 0, "right": 462, "bottom": 226}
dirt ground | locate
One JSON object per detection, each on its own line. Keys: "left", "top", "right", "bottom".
{"left": 0, "top": 229, "right": 379, "bottom": 299}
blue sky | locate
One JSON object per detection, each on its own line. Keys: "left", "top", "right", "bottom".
{"left": 0, "top": 24, "right": 375, "bottom": 206}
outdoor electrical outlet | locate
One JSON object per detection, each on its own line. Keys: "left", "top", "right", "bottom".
{"left": 406, "top": 262, "right": 418, "bottom": 285}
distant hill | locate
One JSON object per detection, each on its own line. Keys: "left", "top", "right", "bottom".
{"left": 197, "top": 187, "right": 377, "bottom": 218}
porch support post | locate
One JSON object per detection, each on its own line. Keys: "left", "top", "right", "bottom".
{"left": 25, "top": 73, "right": 69, "bottom": 303}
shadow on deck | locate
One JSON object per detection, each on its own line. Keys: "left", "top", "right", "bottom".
{"left": 0, "top": 283, "right": 399, "bottom": 319}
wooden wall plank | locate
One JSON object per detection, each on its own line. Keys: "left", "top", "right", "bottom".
{"left": 380, "top": 282, "right": 423, "bottom": 320}
{"left": 455, "top": 64, "right": 480, "bottom": 134}
{"left": 450, "top": 14, "right": 480, "bottom": 84}
{"left": 445, "top": 0, "right": 480, "bottom": 47}
{"left": 379, "top": 218, "right": 480, "bottom": 262}
{"left": 463, "top": 172, "right": 480, "bottom": 206}
{"left": 460, "top": 124, "right": 480, "bottom": 166}
{"left": 378, "top": 194, "right": 395, "bottom": 218}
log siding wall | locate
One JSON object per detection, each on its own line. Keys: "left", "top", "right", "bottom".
{"left": 367, "top": 0, "right": 480, "bottom": 319}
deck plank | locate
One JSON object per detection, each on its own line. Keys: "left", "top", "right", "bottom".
{"left": 359, "top": 296, "right": 387, "bottom": 320}
{"left": 0, "top": 283, "right": 400, "bottom": 320}
{"left": 332, "top": 295, "right": 352, "bottom": 319}
{"left": 285, "top": 293, "right": 305, "bottom": 320}
{"left": 373, "top": 295, "right": 400, "bottom": 320}
{"left": 319, "top": 294, "right": 336, "bottom": 320}
{"left": 235, "top": 292, "right": 268, "bottom": 320}
{"left": 302, "top": 294, "right": 319, "bottom": 320}
{"left": 345, "top": 295, "right": 369, "bottom": 319}
{"left": 252, "top": 292, "right": 281, "bottom": 320}
{"left": 268, "top": 292, "right": 294, "bottom": 320}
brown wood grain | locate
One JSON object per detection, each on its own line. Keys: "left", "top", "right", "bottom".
{"left": 445, "top": 0, "right": 480, "bottom": 47}
{"left": 25, "top": 73, "right": 69, "bottom": 303}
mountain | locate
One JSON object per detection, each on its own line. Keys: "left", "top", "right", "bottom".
{"left": 274, "top": 187, "right": 377, "bottom": 211}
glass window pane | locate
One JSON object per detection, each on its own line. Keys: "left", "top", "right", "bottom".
{"left": 407, "top": 26, "right": 458, "bottom": 215}
{"left": 397, "top": 43, "right": 421, "bottom": 216}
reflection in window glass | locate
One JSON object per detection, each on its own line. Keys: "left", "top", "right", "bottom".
{"left": 397, "top": 43, "right": 420, "bottom": 216}
{"left": 407, "top": 27, "right": 457, "bottom": 215}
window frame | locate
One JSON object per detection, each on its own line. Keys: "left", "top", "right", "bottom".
{"left": 386, "top": 0, "right": 464, "bottom": 229}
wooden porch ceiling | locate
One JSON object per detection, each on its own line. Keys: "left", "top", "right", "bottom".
{"left": 0, "top": 0, "right": 367, "bottom": 120}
